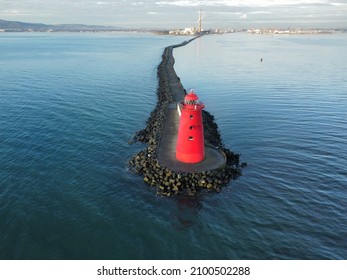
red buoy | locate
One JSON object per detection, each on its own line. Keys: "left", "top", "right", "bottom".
{"left": 176, "top": 90, "right": 205, "bottom": 163}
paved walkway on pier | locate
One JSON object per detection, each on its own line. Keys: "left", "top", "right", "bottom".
{"left": 156, "top": 41, "right": 226, "bottom": 172}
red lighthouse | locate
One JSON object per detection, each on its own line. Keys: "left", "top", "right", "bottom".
{"left": 176, "top": 90, "right": 205, "bottom": 163}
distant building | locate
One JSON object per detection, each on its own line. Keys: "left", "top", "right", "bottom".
{"left": 169, "top": 27, "right": 197, "bottom": 35}
{"left": 198, "top": 9, "right": 202, "bottom": 33}
{"left": 169, "top": 9, "right": 202, "bottom": 35}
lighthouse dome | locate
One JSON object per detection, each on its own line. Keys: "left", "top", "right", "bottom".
{"left": 185, "top": 90, "right": 198, "bottom": 100}
{"left": 184, "top": 90, "right": 199, "bottom": 105}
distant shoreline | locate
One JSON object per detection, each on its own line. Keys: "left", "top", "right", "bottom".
{"left": 1, "top": 30, "right": 346, "bottom": 36}
{"left": 1, "top": 19, "right": 346, "bottom": 35}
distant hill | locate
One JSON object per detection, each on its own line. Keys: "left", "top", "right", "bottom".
{"left": 0, "top": 19, "right": 124, "bottom": 32}
{"left": 0, "top": 19, "right": 51, "bottom": 31}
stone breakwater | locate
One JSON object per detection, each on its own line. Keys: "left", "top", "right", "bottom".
{"left": 129, "top": 38, "right": 245, "bottom": 196}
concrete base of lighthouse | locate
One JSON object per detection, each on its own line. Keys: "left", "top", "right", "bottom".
{"left": 157, "top": 104, "right": 226, "bottom": 173}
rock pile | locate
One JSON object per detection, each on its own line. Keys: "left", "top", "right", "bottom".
{"left": 128, "top": 42, "right": 245, "bottom": 196}
{"left": 129, "top": 152, "right": 242, "bottom": 196}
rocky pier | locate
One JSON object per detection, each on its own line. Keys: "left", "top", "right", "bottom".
{"left": 128, "top": 37, "right": 245, "bottom": 196}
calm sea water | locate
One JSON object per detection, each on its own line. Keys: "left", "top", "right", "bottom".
{"left": 0, "top": 32, "right": 346, "bottom": 259}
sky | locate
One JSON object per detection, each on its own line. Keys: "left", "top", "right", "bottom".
{"left": 1, "top": 0, "right": 347, "bottom": 29}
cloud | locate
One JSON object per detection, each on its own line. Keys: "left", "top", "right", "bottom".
{"left": 330, "top": 2, "right": 347, "bottom": 6}
{"left": 3, "top": 9, "right": 22, "bottom": 15}
{"left": 249, "top": 11, "right": 272, "bottom": 14}
{"left": 131, "top": 1, "right": 145, "bottom": 6}
{"left": 155, "top": 0, "right": 333, "bottom": 8}
{"left": 1, "top": 0, "right": 346, "bottom": 28}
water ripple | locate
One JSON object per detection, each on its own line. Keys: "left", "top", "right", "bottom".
{"left": 1, "top": 32, "right": 347, "bottom": 259}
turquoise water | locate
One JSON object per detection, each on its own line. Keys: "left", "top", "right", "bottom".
{"left": 0, "top": 32, "right": 346, "bottom": 259}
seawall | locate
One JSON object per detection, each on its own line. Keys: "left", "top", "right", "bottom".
{"left": 129, "top": 37, "right": 244, "bottom": 196}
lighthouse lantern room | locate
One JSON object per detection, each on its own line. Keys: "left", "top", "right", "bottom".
{"left": 176, "top": 90, "right": 205, "bottom": 163}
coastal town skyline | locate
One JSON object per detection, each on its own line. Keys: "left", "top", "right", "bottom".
{"left": 1, "top": 0, "right": 347, "bottom": 29}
